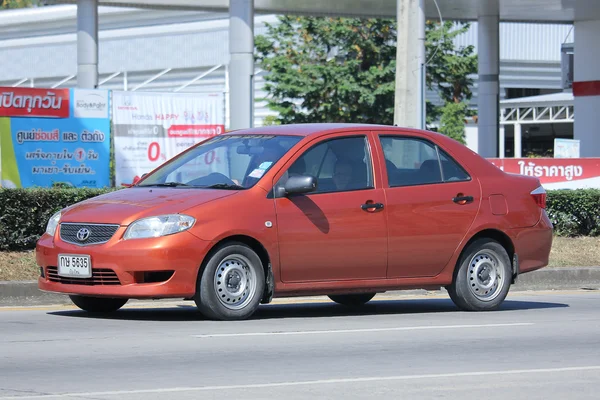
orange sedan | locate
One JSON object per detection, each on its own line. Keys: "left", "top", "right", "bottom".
{"left": 36, "top": 124, "right": 553, "bottom": 320}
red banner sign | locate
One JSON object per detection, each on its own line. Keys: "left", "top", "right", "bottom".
{"left": 0, "top": 87, "right": 70, "bottom": 118}
{"left": 167, "top": 124, "right": 225, "bottom": 138}
{"left": 488, "top": 158, "right": 600, "bottom": 189}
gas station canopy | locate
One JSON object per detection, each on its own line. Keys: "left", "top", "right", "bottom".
{"left": 51, "top": 0, "right": 598, "bottom": 22}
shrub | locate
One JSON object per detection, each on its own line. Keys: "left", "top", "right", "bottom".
{"left": 0, "top": 187, "right": 598, "bottom": 251}
{"left": 0, "top": 188, "right": 115, "bottom": 251}
{"left": 546, "top": 189, "right": 600, "bottom": 237}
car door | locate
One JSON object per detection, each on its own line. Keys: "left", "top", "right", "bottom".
{"left": 272, "top": 133, "right": 388, "bottom": 283}
{"left": 376, "top": 133, "right": 481, "bottom": 279}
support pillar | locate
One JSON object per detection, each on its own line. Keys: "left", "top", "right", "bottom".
{"left": 229, "top": 0, "right": 254, "bottom": 130}
{"left": 476, "top": 1, "right": 500, "bottom": 157}
{"left": 394, "top": 0, "right": 425, "bottom": 129}
{"left": 499, "top": 125, "right": 505, "bottom": 158}
{"left": 514, "top": 123, "right": 522, "bottom": 158}
{"left": 574, "top": 19, "right": 600, "bottom": 157}
{"left": 77, "top": 0, "right": 98, "bottom": 88}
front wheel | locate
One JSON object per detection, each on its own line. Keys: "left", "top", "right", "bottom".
{"left": 447, "top": 238, "right": 512, "bottom": 311}
{"left": 194, "top": 242, "right": 265, "bottom": 321}
{"left": 69, "top": 295, "right": 128, "bottom": 313}
{"left": 328, "top": 293, "right": 376, "bottom": 307}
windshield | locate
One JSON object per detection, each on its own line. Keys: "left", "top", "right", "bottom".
{"left": 137, "top": 134, "right": 302, "bottom": 189}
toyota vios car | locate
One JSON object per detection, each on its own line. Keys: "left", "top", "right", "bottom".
{"left": 37, "top": 124, "right": 553, "bottom": 320}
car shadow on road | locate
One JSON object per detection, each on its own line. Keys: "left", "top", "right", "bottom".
{"left": 47, "top": 297, "right": 568, "bottom": 322}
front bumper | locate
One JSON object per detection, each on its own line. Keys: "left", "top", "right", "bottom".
{"left": 36, "top": 227, "right": 212, "bottom": 299}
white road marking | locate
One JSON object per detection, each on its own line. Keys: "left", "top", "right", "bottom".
{"left": 2, "top": 365, "right": 600, "bottom": 399}
{"left": 192, "top": 322, "right": 534, "bottom": 338}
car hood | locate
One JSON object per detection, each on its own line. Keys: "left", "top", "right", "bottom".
{"left": 60, "top": 187, "right": 239, "bottom": 225}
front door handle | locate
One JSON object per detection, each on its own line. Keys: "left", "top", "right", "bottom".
{"left": 453, "top": 195, "right": 474, "bottom": 205}
{"left": 361, "top": 202, "right": 384, "bottom": 211}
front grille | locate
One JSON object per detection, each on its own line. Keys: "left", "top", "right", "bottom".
{"left": 47, "top": 266, "right": 121, "bottom": 286}
{"left": 60, "top": 223, "right": 119, "bottom": 246}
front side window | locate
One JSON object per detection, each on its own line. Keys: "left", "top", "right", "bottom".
{"left": 379, "top": 136, "right": 470, "bottom": 187}
{"left": 137, "top": 134, "right": 302, "bottom": 189}
{"left": 277, "top": 136, "right": 374, "bottom": 194}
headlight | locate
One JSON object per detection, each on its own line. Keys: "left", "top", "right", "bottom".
{"left": 123, "top": 214, "right": 195, "bottom": 240}
{"left": 45, "top": 211, "right": 61, "bottom": 237}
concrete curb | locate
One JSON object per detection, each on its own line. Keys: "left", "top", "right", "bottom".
{"left": 1, "top": 267, "right": 599, "bottom": 307}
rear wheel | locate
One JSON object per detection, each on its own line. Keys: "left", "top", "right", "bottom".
{"left": 69, "top": 295, "right": 128, "bottom": 313}
{"left": 194, "top": 242, "right": 265, "bottom": 321}
{"left": 328, "top": 293, "right": 376, "bottom": 307}
{"left": 448, "top": 238, "right": 512, "bottom": 311}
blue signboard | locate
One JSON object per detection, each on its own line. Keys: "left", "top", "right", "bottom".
{"left": 0, "top": 88, "right": 110, "bottom": 188}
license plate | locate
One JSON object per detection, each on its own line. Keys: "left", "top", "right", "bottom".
{"left": 58, "top": 254, "right": 92, "bottom": 278}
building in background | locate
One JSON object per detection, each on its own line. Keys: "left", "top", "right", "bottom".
{"left": 0, "top": 5, "right": 574, "bottom": 157}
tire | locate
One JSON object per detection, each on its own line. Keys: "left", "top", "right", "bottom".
{"left": 328, "top": 293, "right": 376, "bottom": 307}
{"left": 69, "top": 295, "right": 128, "bottom": 313}
{"left": 447, "top": 238, "right": 512, "bottom": 311}
{"left": 194, "top": 242, "right": 265, "bottom": 321}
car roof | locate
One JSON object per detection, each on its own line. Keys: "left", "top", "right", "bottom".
{"left": 218, "top": 123, "right": 504, "bottom": 178}
{"left": 223, "top": 123, "right": 423, "bottom": 138}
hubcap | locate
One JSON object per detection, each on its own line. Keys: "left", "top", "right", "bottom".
{"left": 468, "top": 251, "right": 503, "bottom": 301}
{"left": 214, "top": 255, "right": 256, "bottom": 310}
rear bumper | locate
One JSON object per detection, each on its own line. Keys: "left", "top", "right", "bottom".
{"left": 36, "top": 229, "right": 212, "bottom": 299}
{"left": 509, "top": 210, "right": 553, "bottom": 275}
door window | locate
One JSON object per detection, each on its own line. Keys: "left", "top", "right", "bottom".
{"left": 379, "top": 136, "right": 470, "bottom": 187}
{"left": 278, "top": 136, "right": 374, "bottom": 194}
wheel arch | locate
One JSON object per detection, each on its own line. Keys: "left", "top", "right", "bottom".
{"left": 196, "top": 234, "right": 273, "bottom": 303}
{"left": 455, "top": 229, "right": 516, "bottom": 280}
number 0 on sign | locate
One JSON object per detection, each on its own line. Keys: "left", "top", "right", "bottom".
{"left": 58, "top": 254, "right": 92, "bottom": 278}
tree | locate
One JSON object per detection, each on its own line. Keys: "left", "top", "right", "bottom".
{"left": 438, "top": 101, "right": 468, "bottom": 144}
{"left": 256, "top": 16, "right": 478, "bottom": 143}
{"left": 0, "top": 0, "right": 42, "bottom": 9}
{"left": 424, "top": 20, "right": 477, "bottom": 141}
{"left": 255, "top": 16, "right": 397, "bottom": 125}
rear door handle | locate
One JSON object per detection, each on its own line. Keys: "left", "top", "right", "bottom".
{"left": 453, "top": 195, "right": 474, "bottom": 204}
{"left": 361, "top": 202, "right": 384, "bottom": 211}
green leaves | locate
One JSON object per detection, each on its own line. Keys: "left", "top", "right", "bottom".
{"left": 0, "top": 188, "right": 116, "bottom": 251}
{"left": 547, "top": 189, "right": 600, "bottom": 237}
{"left": 438, "top": 101, "right": 468, "bottom": 144}
{"left": 256, "top": 16, "right": 477, "bottom": 144}
{"left": 425, "top": 21, "right": 477, "bottom": 143}
{"left": 255, "top": 16, "right": 397, "bottom": 125}
{"left": 0, "top": 0, "right": 41, "bottom": 9}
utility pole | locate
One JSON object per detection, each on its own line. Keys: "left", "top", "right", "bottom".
{"left": 394, "top": 0, "right": 425, "bottom": 129}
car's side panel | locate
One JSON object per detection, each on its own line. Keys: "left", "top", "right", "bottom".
{"left": 383, "top": 181, "right": 481, "bottom": 278}
{"left": 369, "top": 131, "right": 482, "bottom": 278}
{"left": 479, "top": 174, "right": 543, "bottom": 228}
{"left": 183, "top": 188, "right": 281, "bottom": 279}
{"left": 508, "top": 211, "right": 553, "bottom": 274}
{"left": 272, "top": 132, "right": 389, "bottom": 282}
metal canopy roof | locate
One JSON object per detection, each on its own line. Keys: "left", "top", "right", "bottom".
{"left": 500, "top": 92, "right": 574, "bottom": 125}
{"left": 500, "top": 92, "right": 574, "bottom": 108}
{"left": 48, "top": 0, "right": 600, "bottom": 22}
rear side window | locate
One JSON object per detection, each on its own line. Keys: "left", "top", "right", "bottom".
{"left": 379, "top": 136, "right": 470, "bottom": 187}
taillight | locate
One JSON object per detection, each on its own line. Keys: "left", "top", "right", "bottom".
{"left": 531, "top": 186, "right": 547, "bottom": 209}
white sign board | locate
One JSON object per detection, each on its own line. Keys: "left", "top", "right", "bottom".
{"left": 554, "top": 138, "right": 580, "bottom": 158}
{"left": 112, "top": 91, "right": 225, "bottom": 186}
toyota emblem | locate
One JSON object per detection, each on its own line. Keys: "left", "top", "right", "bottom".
{"left": 76, "top": 228, "right": 91, "bottom": 242}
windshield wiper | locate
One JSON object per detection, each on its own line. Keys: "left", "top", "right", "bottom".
{"left": 138, "top": 182, "right": 191, "bottom": 187}
{"left": 203, "top": 183, "right": 245, "bottom": 190}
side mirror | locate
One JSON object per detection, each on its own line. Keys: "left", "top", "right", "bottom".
{"left": 284, "top": 175, "right": 317, "bottom": 195}
{"left": 141, "top": 173, "right": 148, "bottom": 178}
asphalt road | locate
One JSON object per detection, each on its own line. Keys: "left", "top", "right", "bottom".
{"left": 1, "top": 290, "right": 599, "bottom": 400}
